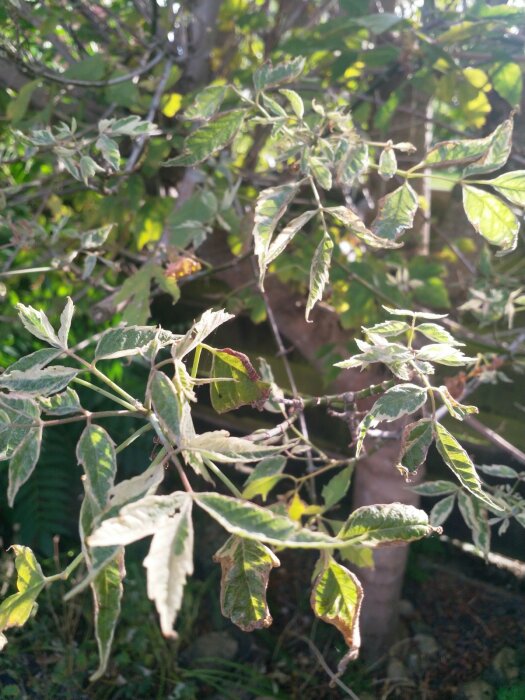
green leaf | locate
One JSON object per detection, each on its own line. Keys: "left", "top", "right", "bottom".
{"left": 265, "top": 210, "right": 317, "bottom": 267}
{"left": 415, "top": 323, "right": 462, "bottom": 346}
{"left": 90, "top": 554, "right": 124, "bottom": 682}
{"left": 210, "top": 348, "right": 270, "bottom": 413}
{"left": 371, "top": 182, "right": 418, "bottom": 242}
{"left": 463, "top": 119, "right": 513, "bottom": 176}
{"left": 164, "top": 110, "right": 246, "bottom": 166}
{"left": 397, "top": 419, "right": 434, "bottom": 476}
{"left": 379, "top": 147, "right": 397, "bottom": 179}
{"left": 305, "top": 233, "right": 333, "bottom": 322}
{"left": 430, "top": 494, "right": 455, "bottom": 527}
{"left": 77, "top": 425, "right": 117, "bottom": 511}
{"left": 149, "top": 371, "right": 185, "bottom": 446}
{"left": 462, "top": 185, "right": 518, "bottom": 253}
{"left": 457, "top": 491, "right": 490, "bottom": 556}
{"left": 355, "top": 12, "right": 402, "bottom": 33}
{"left": 16, "top": 303, "right": 60, "bottom": 346}
{"left": 174, "top": 308, "right": 234, "bottom": 360}
{"left": 0, "top": 366, "right": 78, "bottom": 397}
{"left": 490, "top": 63, "right": 522, "bottom": 108}
{"left": 261, "top": 93, "right": 287, "bottom": 117}
{"left": 96, "top": 134, "right": 120, "bottom": 170}
{"left": 338, "top": 502, "right": 435, "bottom": 545}
{"left": 8, "top": 424, "right": 42, "bottom": 507}
{"left": 185, "top": 85, "right": 228, "bottom": 120}
{"left": 325, "top": 206, "right": 401, "bottom": 249}
{"left": 484, "top": 170, "right": 525, "bottom": 208}
{"left": 477, "top": 464, "right": 518, "bottom": 479}
{"left": 95, "top": 326, "right": 177, "bottom": 360}
{"left": 415, "top": 343, "right": 475, "bottom": 366}
{"left": 322, "top": 465, "right": 353, "bottom": 509}
{"left": 311, "top": 557, "right": 363, "bottom": 660}
{"left": 184, "top": 430, "right": 284, "bottom": 463}
{"left": 0, "top": 546, "right": 45, "bottom": 635}
{"left": 309, "top": 157, "right": 332, "bottom": 190}
{"left": 422, "top": 119, "right": 511, "bottom": 169}
{"left": 213, "top": 536, "right": 279, "bottom": 631}
{"left": 38, "top": 387, "right": 81, "bottom": 416}
{"left": 253, "top": 57, "right": 305, "bottom": 91}
{"left": 6, "top": 81, "right": 40, "bottom": 123}
{"left": 113, "top": 264, "right": 155, "bottom": 325}
{"left": 242, "top": 456, "right": 287, "bottom": 501}
{"left": 194, "top": 492, "right": 341, "bottom": 549}
{"left": 411, "top": 480, "right": 458, "bottom": 496}
{"left": 253, "top": 183, "right": 299, "bottom": 288}
{"left": 279, "top": 88, "right": 304, "bottom": 118}
{"left": 434, "top": 422, "right": 501, "bottom": 510}
{"left": 365, "top": 320, "right": 410, "bottom": 338}
{"left": 356, "top": 384, "right": 428, "bottom": 457}
{"left": 143, "top": 495, "right": 193, "bottom": 638}
{"left": 339, "top": 544, "right": 374, "bottom": 569}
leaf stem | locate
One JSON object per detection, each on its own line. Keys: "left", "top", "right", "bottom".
{"left": 43, "top": 410, "right": 140, "bottom": 426}
{"left": 203, "top": 457, "right": 242, "bottom": 498}
{"left": 73, "top": 377, "right": 138, "bottom": 411}
{"left": 45, "top": 552, "right": 84, "bottom": 584}
{"left": 115, "top": 422, "right": 153, "bottom": 454}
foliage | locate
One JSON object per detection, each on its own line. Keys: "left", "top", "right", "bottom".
{"left": 0, "top": 0, "right": 525, "bottom": 688}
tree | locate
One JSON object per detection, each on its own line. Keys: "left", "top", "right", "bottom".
{"left": 1, "top": 0, "right": 525, "bottom": 685}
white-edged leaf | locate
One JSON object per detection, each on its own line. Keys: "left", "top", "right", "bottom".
{"left": 184, "top": 430, "right": 284, "bottom": 463}
{"left": 396, "top": 419, "right": 434, "bottom": 476}
{"left": 0, "top": 366, "right": 78, "bottom": 396}
{"left": 38, "top": 387, "right": 81, "bottom": 415}
{"left": 265, "top": 210, "right": 317, "bottom": 268}
{"left": 371, "top": 182, "right": 418, "bottom": 242}
{"left": 484, "top": 170, "right": 525, "bottom": 207}
{"left": 415, "top": 343, "right": 475, "bottom": 366}
{"left": 415, "top": 323, "right": 462, "bottom": 345}
{"left": 58, "top": 297, "right": 74, "bottom": 348}
{"left": 5, "top": 348, "right": 61, "bottom": 374}
{"left": 8, "top": 424, "right": 42, "bottom": 507}
{"left": 77, "top": 425, "right": 117, "bottom": 511}
{"left": 16, "top": 303, "right": 60, "bottom": 347}
{"left": 436, "top": 385, "right": 478, "bottom": 421}
{"left": 463, "top": 118, "right": 513, "bottom": 176}
{"left": 379, "top": 148, "right": 397, "bottom": 179}
{"left": 430, "top": 494, "right": 455, "bottom": 527}
{"left": 477, "top": 463, "right": 518, "bottom": 479}
{"left": 338, "top": 502, "right": 436, "bottom": 545}
{"left": 463, "top": 185, "right": 518, "bottom": 254}
{"left": 279, "top": 88, "right": 304, "bottom": 118}
{"left": 253, "top": 57, "right": 305, "bottom": 90}
{"left": 326, "top": 205, "right": 402, "bottom": 249}
{"left": 0, "top": 395, "right": 40, "bottom": 462}
{"left": 311, "top": 557, "right": 363, "bottom": 661}
{"left": 213, "top": 536, "right": 279, "bottom": 631}
{"left": 185, "top": 85, "right": 228, "bottom": 121}
{"left": 253, "top": 183, "right": 299, "bottom": 288}
{"left": 174, "top": 308, "right": 234, "bottom": 360}
{"left": 382, "top": 306, "right": 448, "bottom": 320}
{"left": 305, "top": 233, "right": 333, "bottom": 321}
{"left": 356, "top": 384, "right": 428, "bottom": 457}
{"left": 95, "top": 326, "right": 178, "bottom": 360}
{"left": 309, "top": 157, "right": 332, "bottom": 190}
{"left": 411, "top": 480, "right": 458, "bottom": 496}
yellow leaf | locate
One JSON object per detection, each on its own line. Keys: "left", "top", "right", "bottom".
{"left": 162, "top": 93, "right": 183, "bottom": 118}
{"left": 288, "top": 492, "right": 307, "bottom": 522}
{"left": 137, "top": 218, "right": 162, "bottom": 250}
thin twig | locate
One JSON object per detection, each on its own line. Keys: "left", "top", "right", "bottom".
{"left": 293, "top": 635, "right": 361, "bottom": 700}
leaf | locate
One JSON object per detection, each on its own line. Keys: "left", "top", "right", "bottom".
{"left": 213, "top": 536, "right": 279, "bottom": 632}
{"left": 430, "top": 494, "right": 455, "bottom": 527}
{"left": 365, "top": 320, "right": 410, "bottom": 338}
{"left": 415, "top": 323, "right": 462, "bottom": 345}
{"left": 253, "top": 183, "right": 299, "bottom": 288}
{"left": 242, "top": 455, "right": 287, "bottom": 501}
{"left": 322, "top": 465, "right": 354, "bottom": 509}
{"left": 184, "top": 430, "right": 284, "bottom": 463}
{"left": 379, "top": 148, "right": 397, "bottom": 179}
{"left": 311, "top": 557, "right": 363, "bottom": 661}
{"left": 194, "top": 492, "right": 341, "bottom": 549}
{"left": 143, "top": 495, "right": 193, "bottom": 638}
{"left": 174, "top": 308, "right": 234, "bottom": 360}
{"left": 261, "top": 93, "right": 287, "bottom": 117}
{"left": 6, "top": 81, "right": 40, "bottom": 123}
{"left": 356, "top": 384, "right": 428, "bottom": 457}
{"left": 210, "top": 348, "right": 271, "bottom": 413}
{"left": 253, "top": 57, "right": 305, "bottom": 90}
{"left": 477, "top": 464, "right": 518, "bottom": 479}
{"left": 415, "top": 343, "right": 475, "bottom": 366}
{"left": 38, "top": 387, "right": 81, "bottom": 416}
{"left": 279, "top": 88, "right": 304, "bottom": 118}
{"left": 95, "top": 326, "right": 178, "bottom": 360}
{"left": 149, "top": 371, "right": 185, "bottom": 446}
{"left": 0, "top": 366, "right": 78, "bottom": 397}
{"left": 484, "top": 170, "right": 525, "bottom": 207}
{"left": 434, "top": 422, "right": 501, "bottom": 510}
{"left": 397, "top": 419, "right": 434, "bottom": 476}
{"left": 309, "top": 157, "right": 332, "bottom": 190}
{"left": 305, "top": 233, "right": 333, "bottom": 322}
{"left": 8, "top": 423, "right": 42, "bottom": 507}
{"left": 338, "top": 502, "right": 435, "bottom": 545}
{"left": 326, "top": 206, "right": 402, "bottom": 249}
{"left": 113, "top": 264, "right": 155, "bottom": 325}
{"left": 339, "top": 545, "right": 374, "bottom": 569}
{"left": 371, "top": 182, "right": 418, "bottom": 242}
{"left": 16, "top": 303, "right": 60, "bottom": 347}
{"left": 164, "top": 110, "right": 246, "bottom": 166}
{"left": 96, "top": 134, "right": 120, "bottom": 170}
{"left": 5, "top": 348, "right": 61, "bottom": 374}
{"left": 422, "top": 119, "right": 511, "bottom": 169}
{"left": 436, "top": 386, "right": 478, "bottom": 421}
{"left": 80, "top": 224, "right": 114, "bottom": 250}
{"left": 77, "top": 425, "right": 117, "bottom": 511}
{"left": 90, "top": 554, "right": 124, "bottom": 682}
{"left": 463, "top": 119, "right": 513, "bottom": 176}
{"left": 185, "top": 85, "right": 228, "bottom": 120}
{"left": 0, "top": 546, "right": 45, "bottom": 634}
{"left": 79, "top": 155, "right": 104, "bottom": 185}
{"left": 58, "top": 297, "right": 74, "bottom": 349}
{"left": 462, "top": 185, "right": 518, "bottom": 253}
{"left": 490, "top": 63, "right": 522, "bottom": 108}
{"left": 336, "top": 142, "right": 369, "bottom": 186}
{"left": 89, "top": 493, "right": 190, "bottom": 547}
{"left": 457, "top": 491, "right": 490, "bottom": 556}
{"left": 0, "top": 395, "right": 40, "bottom": 461}
{"left": 411, "top": 480, "right": 458, "bottom": 496}
{"left": 382, "top": 306, "right": 447, "bottom": 320}
{"left": 265, "top": 210, "right": 317, "bottom": 267}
